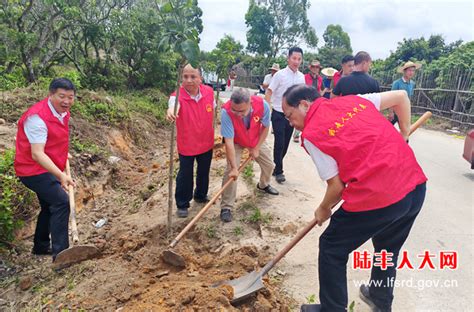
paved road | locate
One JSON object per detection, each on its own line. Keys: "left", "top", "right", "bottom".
{"left": 219, "top": 89, "right": 473, "bottom": 310}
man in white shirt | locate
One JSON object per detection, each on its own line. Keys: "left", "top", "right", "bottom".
{"left": 265, "top": 47, "right": 305, "bottom": 183}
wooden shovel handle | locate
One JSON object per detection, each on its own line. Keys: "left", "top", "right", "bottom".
{"left": 259, "top": 111, "right": 433, "bottom": 276}
{"left": 169, "top": 157, "right": 252, "bottom": 248}
{"left": 65, "top": 160, "right": 79, "bottom": 243}
{"left": 409, "top": 111, "right": 432, "bottom": 135}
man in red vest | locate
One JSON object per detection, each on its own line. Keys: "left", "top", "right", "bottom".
{"left": 282, "top": 84, "right": 427, "bottom": 312}
{"left": 167, "top": 64, "right": 215, "bottom": 218}
{"left": 14, "top": 78, "right": 76, "bottom": 260}
{"left": 220, "top": 88, "right": 279, "bottom": 222}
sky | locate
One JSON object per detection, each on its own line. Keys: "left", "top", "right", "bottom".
{"left": 198, "top": 0, "right": 473, "bottom": 60}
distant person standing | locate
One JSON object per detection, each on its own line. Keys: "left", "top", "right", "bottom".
{"left": 227, "top": 69, "right": 237, "bottom": 91}
{"left": 294, "top": 60, "right": 326, "bottom": 142}
{"left": 333, "top": 55, "right": 355, "bottom": 87}
{"left": 265, "top": 47, "right": 305, "bottom": 183}
{"left": 321, "top": 67, "right": 337, "bottom": 99}
{"left": 262, "top": 63, "right": 280, "bottom": 90}
{"left": 389, "top": 61, "right": 421, "bottom": 125}
{"left": 260, "top": 63, "right": 280, "bottom": 94}
{"left": 331, "top": 51, "right": 380, "bottom": 98}
{"left": 304, "top": 60, "right": 324, "bottom": 94}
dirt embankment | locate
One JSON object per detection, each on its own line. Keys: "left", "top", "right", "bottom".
{"left": 0, "top": 90, "right": 296, "bottom": 310}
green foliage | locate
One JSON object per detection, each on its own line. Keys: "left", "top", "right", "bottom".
{"left": 0, "top": 0, "right": 202, "bottom": 92}
{"left": 243, "top": 163, "right": 255, "bottom": 184}
{"left": 0, "top": 149, "right": 34, "bottom": 245}
{"left": 157, "top": 0, "right": 203, "bottom": 67}
{"left": 72, "top": 100, "right": 127, "bottom": 125}
{"left": 71, "top": 89, "right": 169, "bottom": 126}
{"left": 203, "top": 35, "right": 243, "bottom": 82}
{"left": 318, "top": 25, "right": 353, "bottom": 69}
{"left": 0, "top": 67, "right": 27, "bottom": 91}
{"left": 71, "top": 138, "right": 104, "bottom": 155}
{"left": 245, "top": 0, "right": 318, "bottom": 58}
{"left": 424, "top": 41, "right": 474, "bottom": 90}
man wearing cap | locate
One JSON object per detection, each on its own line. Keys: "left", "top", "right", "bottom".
{"left": 262, "top": 63, "right": 280, "bottom": 91}
{"left": 305, "top": 60, "right": 327, "bottom": 95}
{"left": 265, "top": 47, "right": 305, "bottom": 183}
{"left": 389, "top": 61, "right": 421, "bottom": 125}
{"left": 282, "top": 84, "right": 427, "bottom": 312}
{"left": 167, "top": 64, "right": 215, "bottom": 218}
{"left": 293, "top": 61, "right": 329, "bottom": 143}
{"left": 331, "top": 51, "right": 380, "bottom": 98}
{"left": 220, "top": 88, "right": 279, "bottom": 222}
{"left": 14, "top": 78, "right": 76, "bottom": 260}
{"left": 333, "top": 55, "right": 355, "bottom": 87}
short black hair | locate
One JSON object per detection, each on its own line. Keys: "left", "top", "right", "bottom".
{"left": 354, "top": 51, "right": 371, "bottom": 65}
{"left": 288, "top": 47, "right": 303, "bottom": 57}
{"left": 283, "top": 84, "right": 319, "bottom": 108}
{"left": 341, "top": 55, "right": 354, "bottom": 64}
{"left": 49, "top": 78, "right": 76, "bottom": 94}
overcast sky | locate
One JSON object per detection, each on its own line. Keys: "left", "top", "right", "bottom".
{"left": 198, "top": 0, "right": 473, "bottom": 60}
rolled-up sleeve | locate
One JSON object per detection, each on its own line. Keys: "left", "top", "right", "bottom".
{"left": 24, "top": 114, "right": 47, "bottom": 144}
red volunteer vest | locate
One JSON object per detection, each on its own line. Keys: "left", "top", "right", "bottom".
{"left": 302, "top": 95, "right": 427, "bottom": 212}
{"left": 173, "top": 84, "right": 214, "bottom": 156}
{"left": 14, "top": 98, "right": 70, "bottom": 177}
{"left": 222, "top": 96, "right": 265, "bottom": 148}
{"left": 304, "top": 73, "right": 323, "bottom": 92}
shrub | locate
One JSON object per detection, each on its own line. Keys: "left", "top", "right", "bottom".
{"left": 0, "top": 149, "right": 35, "bottom": 246}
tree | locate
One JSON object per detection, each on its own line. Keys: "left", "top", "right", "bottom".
{"left": 245, "top": 0, "right": 318, "bottom": 58}
{"left": 203, "top": 35, "right": 243, "bottom": 124}
{"left": 317, "top": 24, "right": 352, "bottom": 69}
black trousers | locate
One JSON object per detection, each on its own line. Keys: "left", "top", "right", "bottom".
{"left": 175, "top": 149, "right": 213, "bottom": 209}
{"left": 319, "top": 183, "right": 426, "bottom": 312}
{"left": 19, "top": 173, "right": 70, "bottom": 258}
{"left": 271, "top": 110, "right": 294, "bottom": 175}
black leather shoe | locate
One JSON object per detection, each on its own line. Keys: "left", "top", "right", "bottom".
{"left": 300, "top": 304, "right": 321, "bottom": 312}
{"left": 359, "top": 284, "right": 391, "bottom": 312}
{"left": 257, "top": 183, "right": 279, "bottom": 195}
{"left": 194, "top": 196, "right": 210, "bottom": 203}
{"left": 275, "top": 173, "right": 286, "bottom": 183}
{"left": 220, "top": 208, "right": 232, "bottom": 222}
{"left": 177, "top": 208, "right": 188, "bottom": 218}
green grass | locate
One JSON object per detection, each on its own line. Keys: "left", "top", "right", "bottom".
{"left": 71, "top": 137, "right": 105, "bottom": 155}
{"left": 245, "top": 207, "right": 272, "bottom": 225}
{"left": 306, "top": 294, "right": 316, "bottom": 304}
{"left": 233, "top": 226, "right": 243, "bottom": 236}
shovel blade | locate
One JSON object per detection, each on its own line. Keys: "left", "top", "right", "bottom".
{"left": 216, "top": 270, "right": 265, "bottom": 303}
{"left": 53, "top": 245, "right": 100, "bottom": 270}
{"left": 161, "top": 249, "right": 186, "bottom": 268}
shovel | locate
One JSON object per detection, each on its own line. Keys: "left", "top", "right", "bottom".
{"left": 162, "top": 157, "right": 252, "bottom": 267}
{"left": 216, "top": 111, "right": 433, "bottom": 303}
{"left": 53, "top": 160, "right": 100, "bottom": 270}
